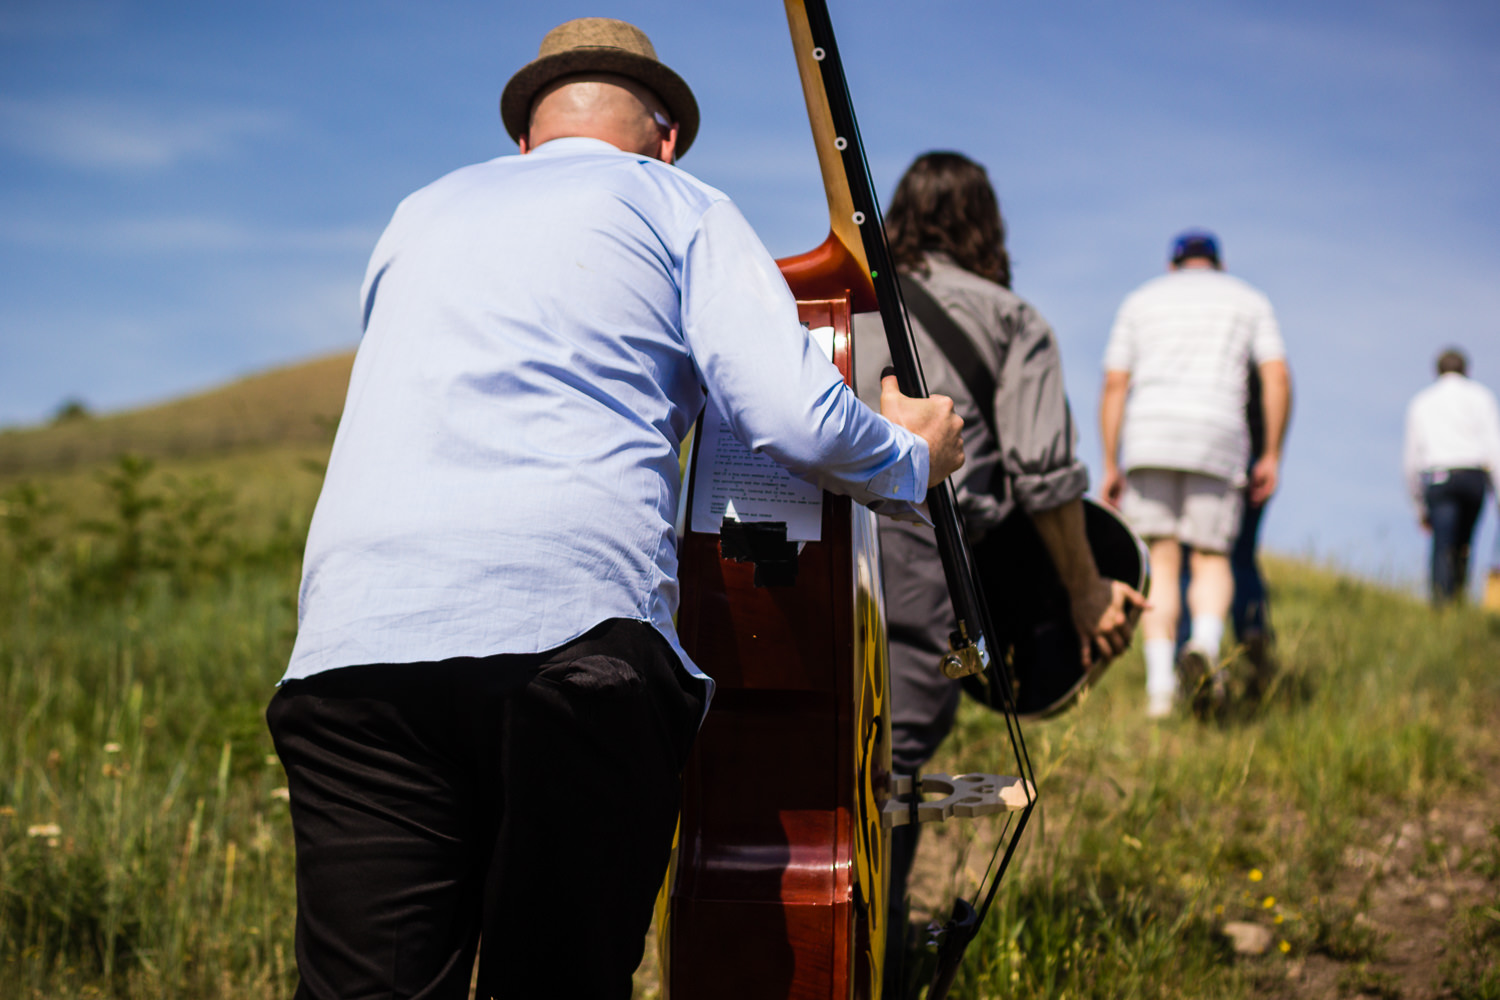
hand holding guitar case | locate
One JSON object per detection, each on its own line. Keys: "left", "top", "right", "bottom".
{"left": 898, "top": 275, "right": 1150, "bottom": 718}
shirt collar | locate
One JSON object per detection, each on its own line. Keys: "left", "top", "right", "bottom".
{"left": 921, "top": 251, "right": 962, "bottom": 274}
{"left": 528, "top": 136, "right": 635, "bottom": 158}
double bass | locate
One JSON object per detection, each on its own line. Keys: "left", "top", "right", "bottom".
{"left": 661, "top": 3, "right": 1036, "bottom": 997}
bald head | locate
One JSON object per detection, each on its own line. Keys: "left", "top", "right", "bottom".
{"left": 520, "top": 73, "right": 678, "bottom": 163}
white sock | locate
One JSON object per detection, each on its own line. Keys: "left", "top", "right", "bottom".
{"left": 1189, "top": 616, "right": 1224, "bottom": 666}
{"left": 1145, "top": 638, "right": 1176, "bottom": 698}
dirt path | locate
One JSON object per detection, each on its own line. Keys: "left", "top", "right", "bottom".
{"left": 1274, "top": 781, "right": 1499, "bottom": 1000}
{"left": 898, "top": 753, "right": 1500, "bottom": 999}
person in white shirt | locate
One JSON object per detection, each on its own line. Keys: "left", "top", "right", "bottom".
{"left": 1100, "top": 230, "right": 1291, "bottom": 718}
{"left": 1403, "top": 348, "right": 1500, "bottom": 604}
{"left": 265, "top": 18, "right": 964, "bottom": 999}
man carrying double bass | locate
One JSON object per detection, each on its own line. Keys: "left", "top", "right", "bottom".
{"left": 266, "top": 18, "right": 967, "bottom": 999}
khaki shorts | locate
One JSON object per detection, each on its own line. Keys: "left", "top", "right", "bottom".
{"left": 1120, "top": 469, "right": 1242, "bottom": 553}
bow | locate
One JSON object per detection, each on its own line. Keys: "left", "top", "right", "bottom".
{"left": 782, "top": 2, "right": 1039, "bottom": 995}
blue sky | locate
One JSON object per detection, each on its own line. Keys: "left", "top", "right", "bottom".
{"left": 3, "top": 0, "right": 1498, "bottom": 591}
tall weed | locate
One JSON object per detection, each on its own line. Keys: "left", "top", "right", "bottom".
{"left": 1, "top": 457, "right": 301, "bottom": 997}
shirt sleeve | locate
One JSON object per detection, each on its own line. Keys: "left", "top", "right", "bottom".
{"left": 992, "top": 299, "right": 1090, "bottom": 515}
{"left": 1248, "top": 292, "right": 1287, "bottom": 364}
{"left": 1101, "top": 298, "right": 1135, "bottom": 372}
{"left": 679, "top": 199, "right": 928, "bottom": 508}
{"left": 1480, "top": 386, "right": 1500, "bottom": 491}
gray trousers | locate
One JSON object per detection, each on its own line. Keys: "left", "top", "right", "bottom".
{"left": 880, "top": 518, "right": 961, "bottom": 996}
{"left": 881, "top": 518, "right": 962, "bottom": 774}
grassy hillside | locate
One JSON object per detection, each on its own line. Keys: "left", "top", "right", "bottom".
{"left": 910, "top": 559, "right": 1500, "bottom": 999}
{"left": 0, "top": 352, "right": 354, "bottom": 479}
{"left": 0, "top": 363, "right": 1496, "bottom": 998}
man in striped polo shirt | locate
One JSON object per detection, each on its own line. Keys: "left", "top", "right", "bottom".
{"left": 1099, "top": 230, "right": 1291, "bottom": 718}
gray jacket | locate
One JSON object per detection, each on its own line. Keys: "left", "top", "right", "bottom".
{"left": 853, "top": 254, "right": 1088, "bottom": 540}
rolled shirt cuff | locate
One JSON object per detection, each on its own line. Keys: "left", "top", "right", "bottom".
{"left": 1011, "top": 462, "right": 1090, "bottom": 515}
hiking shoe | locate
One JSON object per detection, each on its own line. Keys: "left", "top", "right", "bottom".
{"left": 1146, "top": 690, "right": 1174, "bottom": 719}
{"left": 1243, "top": 632, "right": 1278, "bottom": 702}
{"left": 1176, "top": 644, "right": 1216, "bottom": 719}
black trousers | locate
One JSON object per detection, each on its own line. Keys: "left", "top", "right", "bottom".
{"left": 266, "top": 619, "right": 705, "bottom": 1000}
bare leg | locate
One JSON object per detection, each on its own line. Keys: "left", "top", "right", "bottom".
{"left": 1186, "top": 550, "right": 1233, "bottom": 623}
{"left": 1141, "top": 538, "right": 1181, "bottom": 717}
{"left": 1179, "top": 549, "right": 1234, "bottom": 716}
{"left": 1142, "top": 538, "right": 1182, "bottom": 641}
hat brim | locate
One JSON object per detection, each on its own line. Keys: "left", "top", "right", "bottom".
{"left": 501, "top": 47, "right": 700, "bottom": 158}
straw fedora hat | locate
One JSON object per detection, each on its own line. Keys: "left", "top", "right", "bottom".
{"left": 501, "top": 18, "right": 700, "bottom": 157}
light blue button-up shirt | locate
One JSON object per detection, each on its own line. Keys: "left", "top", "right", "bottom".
{"left": 284, "top": 137, "right": 928, "bottom": 684}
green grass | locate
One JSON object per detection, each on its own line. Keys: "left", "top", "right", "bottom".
{"left": 1443, "top": 898, "right": 1500, "bottom": 999}
{"left": 908, "top": 557, "right": 1500, "bottom": 999}
{"left": 2, "top": 392, "right": 1498, "bottom": 995}
{"left": 1, "top": 449, "right": 310, "bottom": 998}
{"left": 1, "top": 566, "right": 300, "bottom": 997}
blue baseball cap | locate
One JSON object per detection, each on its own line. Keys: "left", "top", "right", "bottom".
{"left": 1170, "top": 229, "right": 1220, "bottom": 265}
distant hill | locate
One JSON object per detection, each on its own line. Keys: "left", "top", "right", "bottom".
{"left": 0, "top": 351, "right": 355, "bottom": 478}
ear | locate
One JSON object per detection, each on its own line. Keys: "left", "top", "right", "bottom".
{"left": 518, "top": 134, "right": 532, "bottom": 155}
{"left": 657, "top": 123, "right": 679, "bottom": 165}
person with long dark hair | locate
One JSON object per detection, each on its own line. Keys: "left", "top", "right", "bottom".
{"left": 854, "top": 151, "right": 1142, "bottom": 995}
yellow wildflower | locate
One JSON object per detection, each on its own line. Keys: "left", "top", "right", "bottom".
{"left": 1278, "top": 940, "right": 1291, "bottom": 954}
{"left": 1248, "top": 869, "right": 1264, "bottom": 882}
{"left": 1263, "top": 896, "right": 1276, "bottom": 909}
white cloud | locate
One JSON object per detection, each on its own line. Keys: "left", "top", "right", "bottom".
{"left": 0, "top": 96, "right": 286, "bottom": 171}
{"left": 0, "top": 214, "right": 377, "bottom": 255}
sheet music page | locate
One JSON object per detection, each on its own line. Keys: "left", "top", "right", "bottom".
{"left": 689, "top": 394, "right": 824, "bottom": 541}
{"left": 688, "top": 325, "right": 835, "bottom": 543}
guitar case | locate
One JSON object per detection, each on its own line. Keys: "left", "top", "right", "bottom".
{"left": 964, "top": 498, "right": 1148, "bottom": 717}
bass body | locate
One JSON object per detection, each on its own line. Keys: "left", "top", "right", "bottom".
{"left": 664, "top": 284, "right": 891, "bottom": 1000}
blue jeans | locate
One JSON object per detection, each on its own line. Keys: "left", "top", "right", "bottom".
{"left": 1176, "top": 496, "right": 1270, "bottom": 650}
{"left": 1229, "top": 497, "right": 1270, "bottom": 637}
{"left": 1424, "top": 468, "right": 1489, "bottom": 604}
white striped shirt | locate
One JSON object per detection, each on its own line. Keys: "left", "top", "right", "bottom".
{"left": 1103, "top": 268, "right": 1285, "bottom": 483}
